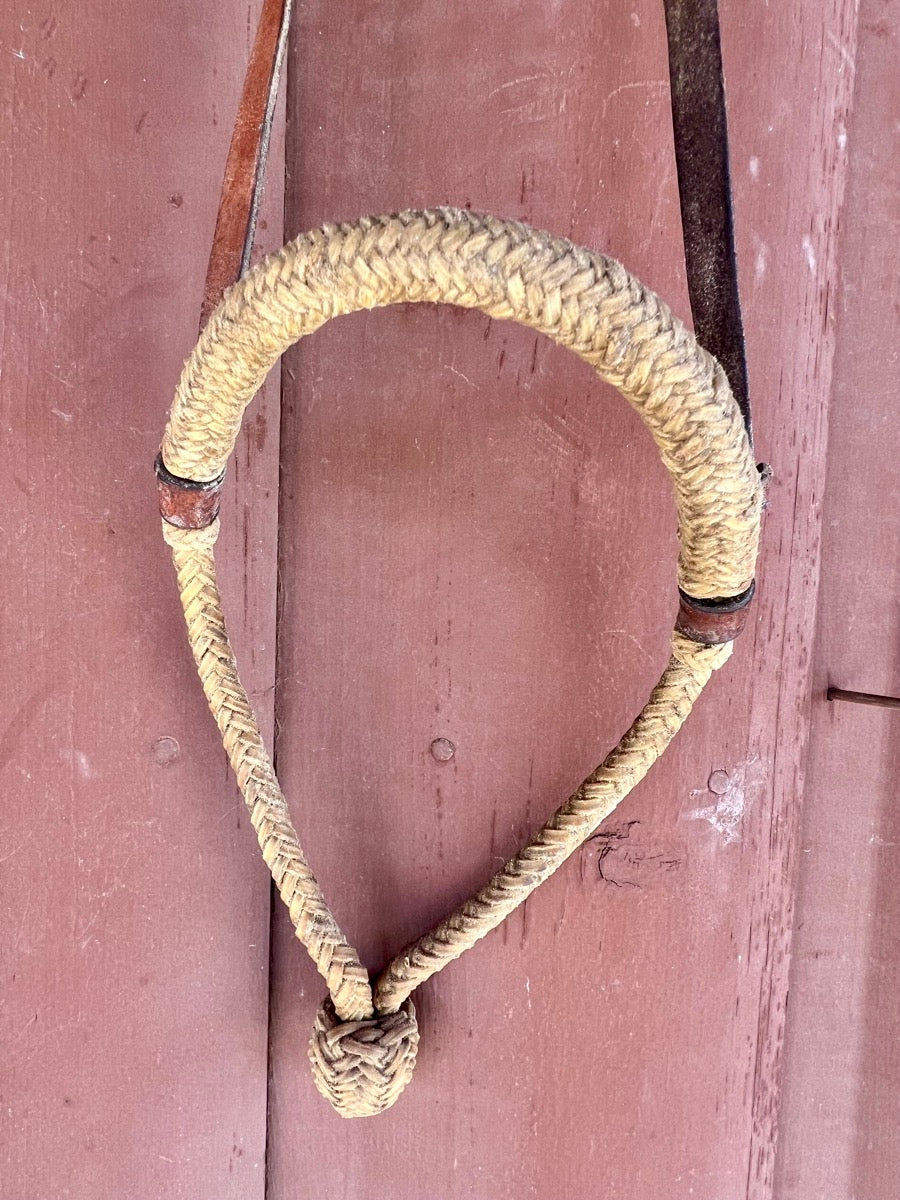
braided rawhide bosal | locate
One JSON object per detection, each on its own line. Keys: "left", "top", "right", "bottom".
{"left": 158, "top": 208, "right": 763, "bottom": 1117}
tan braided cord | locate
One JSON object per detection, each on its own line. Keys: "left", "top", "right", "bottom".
{"left": 160, "top": 208, "right": 763, "bottom": 1116}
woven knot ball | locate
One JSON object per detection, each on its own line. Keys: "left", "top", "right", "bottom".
{"left": 308, "top": 995, "right": 419, "bottom": 1118}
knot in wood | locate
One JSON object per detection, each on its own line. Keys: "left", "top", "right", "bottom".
{"left": 308, "top": 995, "right": 419, "bottom": 1118}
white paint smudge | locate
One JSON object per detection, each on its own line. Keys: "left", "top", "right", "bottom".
{"left": 685, "top": 756, "right": 764, "bottom": 845}
{"left": 74, "top": 751, "right": 96, "bottom": 780}
{"left": 749, "top": 156, "right": 760, "bottom": 179}
{"left": 755, "top": 244, "right": 768, "bottom": 282}
{"left": 802, "top": 235, "right": 817, "bottom": 274}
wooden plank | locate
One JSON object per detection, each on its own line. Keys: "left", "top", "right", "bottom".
{"left": 718, "top": 2, "right": 861, "bottom": 1193}
{"left": 773, "top": 3, "right": 900, "bottom": 1197}
{"left": 0, "top": 3, "right": 283, "bottom": 1196}
{"left": 270, "top": 4, "right": 697, "bottom": 1192}
{"left": 266, "top": 2, "right": 855, "bottom": 1197}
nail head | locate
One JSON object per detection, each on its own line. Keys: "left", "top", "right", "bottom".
{"left": 152, "top": 736, "right": 181, "bottom": 766}
{"left": 430, "top": 737, "right": 455, "bottom": 762}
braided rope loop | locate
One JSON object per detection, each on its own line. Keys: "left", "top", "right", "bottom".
{"left": 160, "top": 209, "right": 763, "bottom": 1116}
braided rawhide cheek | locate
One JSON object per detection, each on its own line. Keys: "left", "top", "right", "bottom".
{"left": 158, "top": 209, "right": 763, "bottom": 1116}
{"left": 161, "top": 519, "right": 375, "bottom": 1024}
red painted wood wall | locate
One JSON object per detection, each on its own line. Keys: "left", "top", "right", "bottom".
{"left": 2, "top": 2, "right": 896, "bottom": 1198}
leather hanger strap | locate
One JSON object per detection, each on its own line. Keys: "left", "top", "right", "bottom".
{"left": 663, "top": 0, "right": 752, "bottom": 447}
{"left": 158, "top": 0, "right": 292, "bottom": 524}
{"left": 199, "top": 0, "right": 292, "bottom": 330}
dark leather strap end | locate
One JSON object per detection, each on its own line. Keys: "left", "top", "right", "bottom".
{"left": 155, "top": 454, "right": 225, "bottom": 529}
{"left": 676, "top": 582, "right": 756, "bottom": 645}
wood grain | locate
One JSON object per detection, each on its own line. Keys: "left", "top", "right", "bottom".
{"left": 266, "top": 1, "right": 855, "bottom": 1196}
{"left": 773, "top": 2, "right": 900, "bottom": 1196}
{"left": 719, "top": 1, "right": 861, "bottom": 1193}
{"left": 1, "top": 0, "right": 881, "bottom": 1194}
{"left": 0, "top": 3, "right": 283, "bottom": 1197}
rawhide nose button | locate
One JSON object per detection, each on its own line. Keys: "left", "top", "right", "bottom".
{"left": 308, "top": 995, "right": 419, "bottom": 1117}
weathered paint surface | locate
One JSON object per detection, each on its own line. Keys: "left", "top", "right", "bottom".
{"left": 719, "top": 0, "right": 862, "bottom": 1192}
{"left": 3, "top": 1, "right": 893, "bottom": 1198}
{"left": 267, "top": 1, "right": 860, "bottom": 1197}
{"left": 774, "top": 3, "right": 900, "bottom": 1196}
{"left": 0, "top": 3, "right": 282, "bottom": 1197}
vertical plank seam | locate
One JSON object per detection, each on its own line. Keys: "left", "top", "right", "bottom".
{"left": 266, "top": 15, "right": 295, "bottom": 1196}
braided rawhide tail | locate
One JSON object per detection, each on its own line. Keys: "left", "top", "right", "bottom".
{"left": 158, "top": 208, "right": 763, "bottom": 1116}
